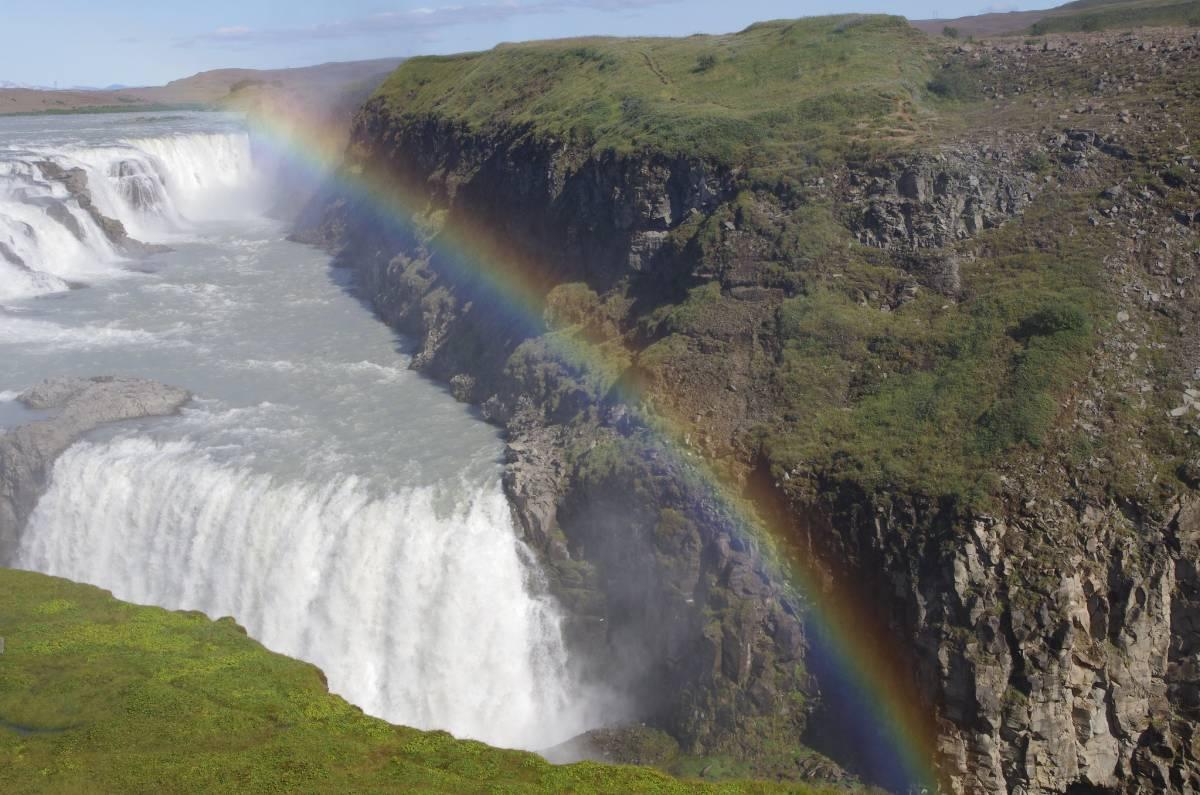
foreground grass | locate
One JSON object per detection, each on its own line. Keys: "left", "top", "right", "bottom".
{"left": 371, "top": 15, "right": 938, "bottom": 181}
{"left": 0, "top": 568, "right": 815, "bottom": 794}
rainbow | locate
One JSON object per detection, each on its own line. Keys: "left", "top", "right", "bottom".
{"left": 246, "top": 97, "right": 943, "bottom": 792}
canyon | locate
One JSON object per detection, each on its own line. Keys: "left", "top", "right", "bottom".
{"left": 3, "top": 6, "right": 1200, "bottom": 794}
{"left": 294, "top": 16, "right": 1200, "bottom": 794}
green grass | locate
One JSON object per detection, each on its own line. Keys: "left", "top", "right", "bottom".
{"left": 1029, "top": 0, "right": 1200, "bottom": 33}
{"left": 0, "top": 568, "right": 820, "bottom": 794}
{"left": 369, "top": 15, "right": 939, "bottom": 180}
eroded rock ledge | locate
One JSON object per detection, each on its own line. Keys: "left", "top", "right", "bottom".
{"left": 0, "top": 376, "right": 190, "bottom": 560}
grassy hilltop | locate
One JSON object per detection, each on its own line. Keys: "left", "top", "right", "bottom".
{"left": 373, "top": 15, "right": 937, "bottom": 180}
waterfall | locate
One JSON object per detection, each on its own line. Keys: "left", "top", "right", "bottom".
{"left": 0, "top": 132, "right": 261, "bottom": 301}
{"left": 15, "top": 434, "right": 588, "bottom": 750}
{"left": 0, "top": 158, "right": 123, "bottom": 298}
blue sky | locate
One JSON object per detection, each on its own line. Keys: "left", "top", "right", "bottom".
{"left": 1, "top": 0, "right": 1054, "bottom": 88}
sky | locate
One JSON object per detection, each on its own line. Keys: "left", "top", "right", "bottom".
{"left": 0, "top": 0, "right": 1055, "bottom": 88}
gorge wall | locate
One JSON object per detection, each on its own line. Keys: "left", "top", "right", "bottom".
{"left": 295, "top": 21, "right": 1200, "bottom": 793}
{"left": 297, "top": 108, "right": 823, "bottom": 779}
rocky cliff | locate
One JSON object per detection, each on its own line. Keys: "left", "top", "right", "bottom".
{"left": 296, "top": 20, "right": 1200, "bottom": 793}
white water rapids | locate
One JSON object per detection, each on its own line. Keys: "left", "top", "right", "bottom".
{"left": 0, "top": 112, "right": 598, "bottom": 750}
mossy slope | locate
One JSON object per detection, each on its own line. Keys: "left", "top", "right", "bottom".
{"left": 0, "top": 568, "right": 818, "bottom": 794}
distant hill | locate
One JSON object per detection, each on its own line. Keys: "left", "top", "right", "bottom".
{"left": 912, "top": 0, "right": 1200, "bottom": 37}
{"left": 0, "top": 57, "right": 405, "bottom": 116}
{"left": 130, "top": 58, "right": 406, "bottom": 105}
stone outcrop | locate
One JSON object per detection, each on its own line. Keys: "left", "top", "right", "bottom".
{"left": 845, "top": 150, "right": 1039, "bottom": 252}
{"left": 782, "top": 481, "right": 1200, "bottom": 794}
{"left": 0, "top": 376, "right": 190, "bottom": 561}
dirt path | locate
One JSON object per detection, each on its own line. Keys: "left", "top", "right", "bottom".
{"left": 640, "top": 51, "right": 670, "bottom": 86}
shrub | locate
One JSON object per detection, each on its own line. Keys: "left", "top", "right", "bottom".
{"left": 1162, "top": 165, "right": 1190, "bottom": 189}
{"left": 1023, "top": 151, "right": 1051, "bottom": 174}
{"left": 1014, "top": 302, "right": 1090, "bottom": 340}
{"left": 693, "top": 54, "right": 718, "bottom": 73}
{"left": 942, "top": 26, "right": 960, "bottom": 39}
{"left": 927, "top": 65, "right": 978, "bottom": 100}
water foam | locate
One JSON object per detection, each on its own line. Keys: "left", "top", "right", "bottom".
{"left": 0, "top": 314, "right": 165, "bottom": 350}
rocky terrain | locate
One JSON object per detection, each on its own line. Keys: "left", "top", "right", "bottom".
{"left": 0, "top": 377, "right": 190, "bottom": 560}
{"left": 296, "top": 14, "right": 1200, "bottom": 795}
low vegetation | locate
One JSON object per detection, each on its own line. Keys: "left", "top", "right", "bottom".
{"left": 0, "top": 568, "right": 817, "bottom": 794}
{"left": 640, "top": 191, "right": 1110, "bottom": 508}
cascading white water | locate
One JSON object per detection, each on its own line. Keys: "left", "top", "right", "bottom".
{"left": 1, "top": 111, "right": 602, "bottom": 752}
{"left": 0, "top": 130, "right": 260, "bottom": 300}
{"left": 16, "top": 435, "right": 581, "bottom": 749}
{"left": 0, "top": 158, "right": 123, "bottom": 297}
{"left": 107, "top": 133, "right": 261, "bottom": 223}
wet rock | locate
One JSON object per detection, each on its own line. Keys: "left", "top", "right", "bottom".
{"left": 0, "top": 376, "right": 190, "bottom": 560}
{"left": 541, "top": 725, "right": 681, "bottom": 766}
{"left": 110, "top": 159, "right": 163, "bottom": 211}
{"left": 0, "top": 240, "right": 28, "bottom": 270}
{"left": 43, "top": 200, "right": 85, "bottom": 241}
{"left": 35, "top": 160, "right": 169, "bottom": 258}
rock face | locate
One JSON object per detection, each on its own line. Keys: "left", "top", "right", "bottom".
{"left": 0, "top": 376, "right": 190, "bottom": 561}
{"left": 845, "top": 151, "right": 1039, "bottom": 252}
{"left": 296, "top": 27, "right": 1200, "bottom": 792}
{"left": 785, "top": 483, "right": 1200, "bottom": 794}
